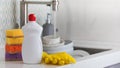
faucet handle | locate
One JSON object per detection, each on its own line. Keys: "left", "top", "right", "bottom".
{"left": 22, "top": 0, "right": 25, "bottom": 2}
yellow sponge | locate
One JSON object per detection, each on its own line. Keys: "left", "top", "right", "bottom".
{"left": 6, "top": 29, "right": 23, "bottom": 37}
{"left": 6, "top": 38, "right": 23, "bottom": 45}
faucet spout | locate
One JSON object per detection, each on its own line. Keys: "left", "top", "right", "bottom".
{"left": 52, "top": 0, "right": 59, "bottom": 11}
{"left": 20, "top": 0, "right": 59, "bottom": 27}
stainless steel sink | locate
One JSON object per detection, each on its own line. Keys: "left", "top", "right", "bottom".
{"left": 68, "top": 46, "right": 120, "bottom": 68}
{"left": 74, "top": 46, "right": 111, "bottom": 55}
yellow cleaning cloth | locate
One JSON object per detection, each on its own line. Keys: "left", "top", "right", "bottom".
{"left": 6, "top": 29, "right": 23, "bottom": 37}
{"left": 6, "top": 37, "right": 23, "bottom": 45}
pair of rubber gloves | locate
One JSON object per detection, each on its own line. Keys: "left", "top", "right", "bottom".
{"left": 42, "top": 52, "right": 76, "bottom": 65}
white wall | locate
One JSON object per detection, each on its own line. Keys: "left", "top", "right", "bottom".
{"left": 57, "top": 0, "right": 120, "bottom": 45}
{"left": 1, "top": 0, "right": 120, "bottom": 47}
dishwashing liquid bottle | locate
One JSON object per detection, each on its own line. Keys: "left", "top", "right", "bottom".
{"left": 22, "top": 14, "right": 43, "bottom": 64}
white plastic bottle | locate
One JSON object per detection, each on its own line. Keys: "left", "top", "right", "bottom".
{"left": 22, "top": 14, "right": 43, "bottom": 64}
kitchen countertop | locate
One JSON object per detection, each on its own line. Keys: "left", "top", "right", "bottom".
{"left": 1, "top": 44, "right": 120, "bottom": 68}
{"left": 0, "top": 61, "right": 60, "bottom": 68}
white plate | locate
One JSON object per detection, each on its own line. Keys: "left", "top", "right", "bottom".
{"left": 43, "top": 40, "right": 73, "bottom": 51}
{"left": 71, "top": 50, "right": 90, "bottom": 59}
{"left": 44, "top": 48, "right": 74, "bottom": 54}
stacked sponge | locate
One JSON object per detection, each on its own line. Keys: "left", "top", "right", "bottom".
{"left": 5, "top": 29, "right": 24, "bottom": 61}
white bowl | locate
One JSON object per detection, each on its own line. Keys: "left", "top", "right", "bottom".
{"left": 43, "top": 39, "right": 64, "bottom": 47}
{"left": 42, "top": 35, "right": 60, "bottom": 45}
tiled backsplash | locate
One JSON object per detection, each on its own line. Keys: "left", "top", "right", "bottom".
{"left": 0, "top": 0, "right": 16, "bottom": 47}
{"left": 0, "top": 0, "right": 50, "bottom": 47}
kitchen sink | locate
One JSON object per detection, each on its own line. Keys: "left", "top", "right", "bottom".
{"left": 64, "top": 46, "right": 120, "bottom": 68}
{"left": 74, "top": 46, "right": 111, "bottom": 55}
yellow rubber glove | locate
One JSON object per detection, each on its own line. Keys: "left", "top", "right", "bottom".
{"left": 42, "top": 52, "right": 76, "bottom": 65}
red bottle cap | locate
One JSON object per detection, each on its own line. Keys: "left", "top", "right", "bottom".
{"left": 29, "top": 14, "right": 36, "bottom": 21}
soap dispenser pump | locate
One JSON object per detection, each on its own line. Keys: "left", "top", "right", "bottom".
{"left": 42, "top": 13, "right": 54, "bottom": 36}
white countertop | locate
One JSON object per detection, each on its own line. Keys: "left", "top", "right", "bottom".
{"left": 0, "top": 61, "right": 60, "bottom": 68}
{"left": 1, "top": 43, "right": 120, "bottom": 68}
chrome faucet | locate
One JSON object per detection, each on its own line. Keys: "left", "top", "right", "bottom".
{"left": 20, "top": 0, "right": 59, "bottom": 27}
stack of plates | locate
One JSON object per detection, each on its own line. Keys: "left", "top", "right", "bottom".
{"left": 43, "top": 40, "right": 74, "bottom": 54}
{"left": 43, "top": 36, "right": 90, "bottom": 59}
